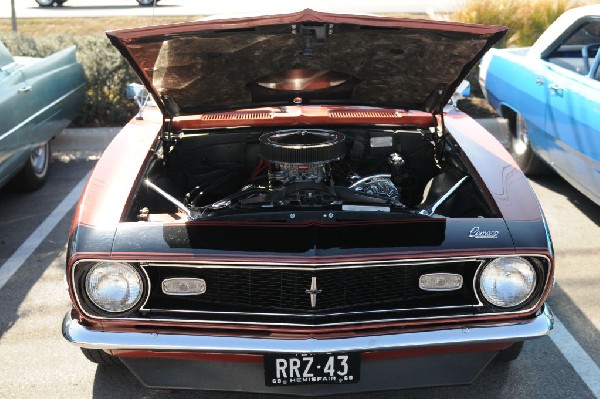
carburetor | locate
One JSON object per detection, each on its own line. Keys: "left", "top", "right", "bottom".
{"left": 259, "top": 129, "right": 346, "bottom": 185}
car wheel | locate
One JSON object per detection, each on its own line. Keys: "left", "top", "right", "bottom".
{"left": 137, "top": 0, "right": 156, "bottom": 6}
{"left": 496, "top": 341, "right": 524, "bottom": 362}
{"left": 35, "top": 0, "right": 54, "bottom": 6}
{"left": 80, "top": 348, "right": 123, "bottom": 366}
{"left": 509, "top": 112, "right": 549, "bottom": 175}
{"left": 15, "top": 141, "right": 50, "bottom": 191}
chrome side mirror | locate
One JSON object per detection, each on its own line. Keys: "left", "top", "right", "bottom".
{"left": 126, "top": 83, "right": 149, "bottom": 120}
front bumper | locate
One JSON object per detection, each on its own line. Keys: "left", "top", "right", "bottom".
{"left": 63, "top": 305, "right": 554, "bottom": 394}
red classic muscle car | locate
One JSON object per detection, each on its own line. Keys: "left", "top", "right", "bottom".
{"left": 62, "top": 10, "right": 554, "bottom": 395}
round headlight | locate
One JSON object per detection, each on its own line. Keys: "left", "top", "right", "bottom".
{"left": 85, "top": 262, "right": 143, "bottom": 313}
{"left": 479, "top": 257, "right": 536, "bottom": 308}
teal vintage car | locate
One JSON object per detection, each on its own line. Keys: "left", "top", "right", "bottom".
{"left": 0, "top": 41, "right": 85, "bottom": 191}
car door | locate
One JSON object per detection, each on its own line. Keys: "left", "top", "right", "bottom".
{"left": 485, "top": 49, "right": 551, "bottom": 162}
{"left": 542, "top": 19, "right": 600, "bottom": 203}
{"left": 0, "top": 50, "right": 34, "bottom": 187}
{"left": 544, "top": 65, "right": 600, "bottom": 200}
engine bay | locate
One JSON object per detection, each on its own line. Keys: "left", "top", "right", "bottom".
{"left": 129, "top": 126, "right": 495, "bottom": 221}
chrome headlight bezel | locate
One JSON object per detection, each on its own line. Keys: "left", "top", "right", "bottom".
{"left": 82, "top": 261, "right": 148, "bottom": 315}
{"left": 477, "top": 257, "right": 539, "bottom": 309}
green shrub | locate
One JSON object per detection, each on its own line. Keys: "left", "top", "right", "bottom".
{"left": 453, "top": 0, "right": 582, "bottom": 47}
{"left": 0, "top": 32, "right": 138, "bottom": 126}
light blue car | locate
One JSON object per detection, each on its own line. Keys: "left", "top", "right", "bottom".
{"left": 480, "top": 5, "right": 600, "bottom": 205}
{"left": 0, "top": 41, "right": 85, "bottom": 191}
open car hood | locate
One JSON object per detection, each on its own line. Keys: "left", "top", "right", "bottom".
{"left": 107, "top": 9, "right": 506, "bottom": 117}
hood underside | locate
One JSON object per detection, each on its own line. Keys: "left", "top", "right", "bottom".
{"left": 107, "top": 9, "right": 506, "bottom": 116}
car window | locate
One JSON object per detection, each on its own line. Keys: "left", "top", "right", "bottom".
{"left": 563, "top": 21, "right": 600, "bottom": 46}
{"left": 547, "top": 20, "right": 600, "bottom": 76}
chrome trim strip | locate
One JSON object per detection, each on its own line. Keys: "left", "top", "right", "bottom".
{"left": 0, "top": 83, "right": 85, "bottom": 142}
{"left": 142, "top": 303, "right": 479, "bottom": 318}
{"left": 122, "top": 311, "right": 478, "bottom": 328}
{"left": 63, "top": 304, "right": 554, "bottom": 352}
{"left": 82, "top": 312, "right": 518, "bottom": 328}
{"left": 137, "top": 265, "right": 152, "bottom": 311}
{"left": 143, "top": 257, "right": 479, "bottom": 271}
{"left": 135, "top": 254, "right": 550, "bottom": 270}
{"left": 70, "top": 253, "right": 545, "bottom": 268}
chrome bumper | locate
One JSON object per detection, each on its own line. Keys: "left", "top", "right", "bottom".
{"left": 63, "top": 305, "right": 553, "bottom": 353}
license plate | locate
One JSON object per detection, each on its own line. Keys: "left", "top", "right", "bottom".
{"left": 264, "top": 352, "right": 360, "bottom": 386}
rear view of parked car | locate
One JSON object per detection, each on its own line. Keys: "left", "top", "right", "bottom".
{"left": 0, "top": 41, "right": 85, "bottom": 191}
{"left": 480, "top": 5, "right": 600, "bottom": 204}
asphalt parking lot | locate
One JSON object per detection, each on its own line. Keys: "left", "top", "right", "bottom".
{"left": 1, "top": 119, "right": 600, "bottom": 398}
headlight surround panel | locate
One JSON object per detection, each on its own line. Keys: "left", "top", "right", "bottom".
{"left": 70, "top": 255, "right": 550, "bottom": 322}
{"left": 475, "top": 256, "right": 548, "bottom": 312}
{"left": 73, "top": 261, "right": 150, "bottom": 318}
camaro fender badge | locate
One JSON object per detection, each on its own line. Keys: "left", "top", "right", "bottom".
{"left": 469, "top": 226, "right": 499, "bottom": 239}
{"left": 305, "top": 276, "right": 322, "bottom": 308}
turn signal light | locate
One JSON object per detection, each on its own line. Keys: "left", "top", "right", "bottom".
{"left": 162, "top": 278, "right": 207, "bottom": 296}
{"left": 419, "top": 273, "right": 463, "bottom": 291}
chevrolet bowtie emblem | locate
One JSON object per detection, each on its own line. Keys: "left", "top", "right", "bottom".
{"left": 305, "top": 276, "right": 322, "bottom": 309}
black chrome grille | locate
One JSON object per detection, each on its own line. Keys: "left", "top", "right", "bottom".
{"left": 142, "top": 261, "right": 481, "bottom": 316}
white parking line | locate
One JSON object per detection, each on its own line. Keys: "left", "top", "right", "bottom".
{"left": 0, "top": 174, "right": 88, "bottom": 291}
{"left": 551, "top": 316, "right": 600, "bottom": 398}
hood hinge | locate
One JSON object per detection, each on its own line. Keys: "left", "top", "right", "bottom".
{"left": 429, "top": 112, "right": 444, "bottom": 139}
{"left": 423, "top": 86, "right": 445, "bottom": 114}
{"left": 161, "top": 117, "right": 173, "bottom": 154}
{"left": 162, "top": 94, "right": 181, "bottom": 118}
{"left": 431, "top": 112, "right": 446, "bottom": 164}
